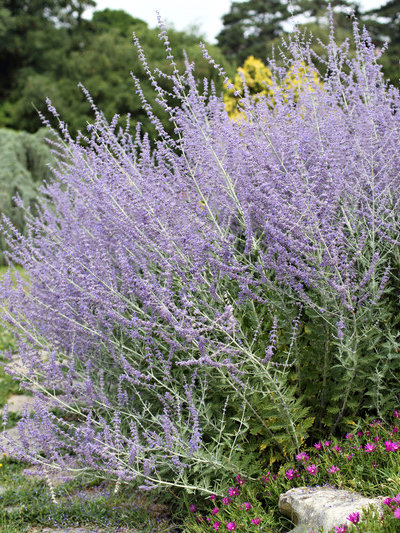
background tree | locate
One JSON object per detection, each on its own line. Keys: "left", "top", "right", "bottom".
{"left": 216, "top": 0, "right": 357, "bottom": 66}
{"left": 0, "top": 128, "right": 55, "bottom": 264}
{"left": 216, "top": 0, "right": 294, "bottom": 64}
{"left": 362, "top": 0, "right": 400, "bottom": 87}
{"left": 0, "top": 5, "right": 234, "bottom": 137}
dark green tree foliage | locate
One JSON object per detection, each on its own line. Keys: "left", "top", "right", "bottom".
{"left": 0, "top": 0, "right": 95, "bottom": 101}
{"left": 362, "top": 0, "right": 400, "bottom": 87}
{"left": 216, "top": 0, "right": 358, "bottom": 66}
{"left": 297, "top": 0, "right": 359, "bottom": 22}
{"left": 216, "top": 0, "right": 293, "bottom": 64}
{"left": 0, "top": 128, "right": 54, "bottom": 264}
{"left": 0, "top": 5, "right": 233, "bottom": 137}
{"left": 91, "top": 8, "right": 147, "bottom": 35}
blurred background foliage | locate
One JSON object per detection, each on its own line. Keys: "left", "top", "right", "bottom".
{"left": 0, "top": 128, "right": 55, "bottom": 263}
{"left": 0, "top": 0, "right": 398, "bottom": 263}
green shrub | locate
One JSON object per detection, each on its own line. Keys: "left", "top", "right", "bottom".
{"left": 0, "top": 128, "right": 53, "bottom": 263}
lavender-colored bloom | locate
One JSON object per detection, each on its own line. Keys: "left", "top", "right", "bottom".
{"left": 0, "top": 14, "right": 399, "bottom": 497}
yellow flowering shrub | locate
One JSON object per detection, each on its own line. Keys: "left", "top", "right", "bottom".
{"left": 224, "top": 56, "right": 323, "bottom": 122}
{"left": 282, "top": 61, "right": 324, "bottom": 100}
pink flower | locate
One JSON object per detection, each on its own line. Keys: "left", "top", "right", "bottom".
{"left": 385, "top": 440, "right": 400, "bottom": 452}
{"left": 364, "top": 443, "right": 376, "bottom": 452}
{"left": 228, "top": 486, "right": 240, "bottom": 496}
{"left": 346, "top": 512, "right": 360, "bottom": 524}
{"left": 306, "top": 464, "right": 318, "bottom": 476}
{"left": 210, "top": 494, "right": 216, "bottom": 500}
{"left": 314, "top": 441, "right": 323, "bottom": 450}
{"left": 285, "top": 469, "right": 298, "bottom": 480}
{"left": 383, "top": 497, "right": 392, "bottom": 506}
{"left": 372, "top": 461, "right": 378, "bottom": 468}
{"left": 189, "top": 505, "right": 197, "bottom": 513}
{"left": 251, "top": 518, "right": 261, "bottom": 525}
{"left": 222, "top": 497, "right": 231, "bottom": 506}
{"left": 241, "top": 501, "right": 251, "bottom": 511}
{"left": 334, "top": 526, "right": 348, "bottom": 532}
{"left": 332, "top": 445, "right": 343, "bottom": 453}
{"left": 296, "top": 452, "right": 310, "bottom": 463}
{"left": 345, "top": 433, "right": 353, "bottom": 439}
{"left": 393, "top": 411, "right": 400, "bottom": 419}
{"left": 345, "top": 454, "right": 353, "bottom": 461}
{"left": 357, "top": 431, "right": 363, "bottom": 437}
{"left": 394, "top": 508, "right": 400, "bottom": 519}
{"left": 391, "top": 494, "right": 400, "bottom": 504}
{"left": 213, "top": 522, "right": 221, "bottom": 530}
{"left": 211, "top": 508, "right": 219, "bottom": 515}
{"left": 227, "top": 522, "right": 236, "bottom": 530}
{"left": 236, "top": 475, "right": 245, "bottom": 485}
{"left": 324, "top": 441, "right": 331, "bottom": 447}
{"left": 261, "top": 471, "right": 274, "bottom": 483}
{"left": 327, "top": 465, "right": 340, "bottom": 474}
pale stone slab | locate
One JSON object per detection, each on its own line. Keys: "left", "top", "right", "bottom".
{"left": 279, "top": 486, "right": 383, "bottom": 533}
{"left": 3, "top": 394, "right": 35, "bottom": 414}
{"left": 0, "top": 426, "right": 21, "bottom": 448}
{"left": 0, "top": 426, "right": 42, "bottom": 458}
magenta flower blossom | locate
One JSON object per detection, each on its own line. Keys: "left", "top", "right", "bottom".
{"left": 364, "top": 443, "right": 376, "bottom": 452}
{"left": 211, "top": 508, "right": 219, "bottom": 515}
{"left": 285, "top": 469, "right": 298, "bottom": 480}
{"left": 394, "top": 411, "right": 400, "bottom": 419}
{"left": 213, "top": 522, "right": 221, "bottom": 530}
{"left": 391, "top": 494, "right": 400, "bottom": 504}
{"left": 228, "top": 486, "right": 240, "bottom": 496}
{"left": 251, "top": 518, "right": 261, "bottom": 525}
{"left": 324, "top": 441, "right": 331, "bottom": 447}
{"left": 345, "top": 454, "right": 353, "bottom": 461}
{"left": 236, "top": 475, "right": 245, "bottom": 485}
{"left": 314, "top": 441, "right": 323, "bottom": 450}
{"left": 306, "top": 464, "right": 318, "bottom": 475}
{"left": 345, "top": 433, "right": 354, "bottom": 439}
{"left": 385, "top": 440, "right": 400, "bottom": 451}
{"left": 332, "top": 445, "right": 343, "bottom": 453}
{"left": 394, "top": 508, "right": 400, "bottom": 519}
{"left": 356, "top": 431, "right": 363, "bottom": 437}
{"left": 210, "top": 494, "right": 216, "bottom": 500}
{"left": 240, "top": 502, "right": 251, "bottom": 511}
{"left": 189, "top": 505, "right": 197, "bottom": 512}
{"left": 296, "top": 452, "right": 310, "bottom": 463}
{"left": 261, "top": 472, "right": 276, "bottom": 483}
{"left": 346, "top": 512, "right": 360, "bottom": 524}
{"left": 327, "top": 465, "right": 340, "bottom": 474}
{"left": 333, "top": 526, "right": 348, "bottom": 532}
{"left": 222, "top": 497, "right": 231, "bottom": 506}
{"left": 383, "top": 498, "right": 392, "bottom": 506}
{"left": 226, "top": 522, "right": 236, "bottom": 530}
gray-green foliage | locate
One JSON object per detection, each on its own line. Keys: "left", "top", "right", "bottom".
{"left": 0, "top": 128, "right": 53, "bottom": 263}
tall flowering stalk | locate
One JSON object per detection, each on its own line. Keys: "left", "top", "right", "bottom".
{"left": 0, "top": 15, "right": 399, "bottom": 494}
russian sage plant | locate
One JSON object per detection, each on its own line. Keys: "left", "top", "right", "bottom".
{"left": 0, "top": 17, "right": 399, "bottom": 495}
